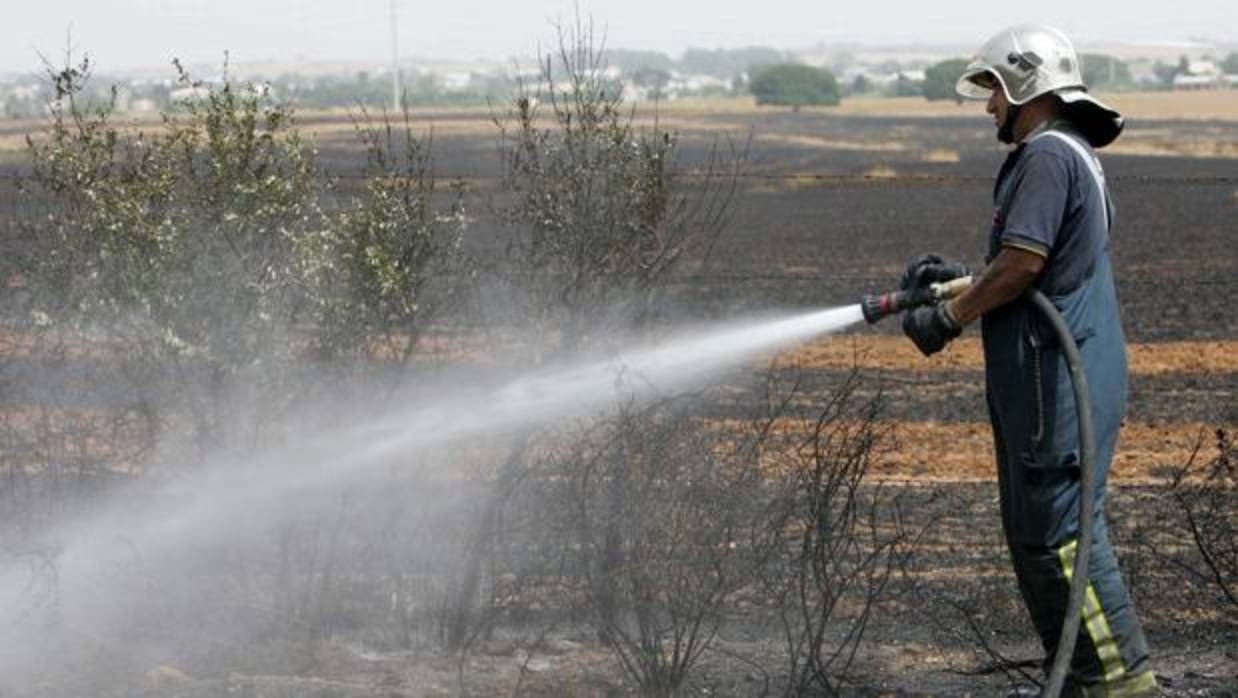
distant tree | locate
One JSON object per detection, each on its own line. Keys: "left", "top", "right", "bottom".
{"left": 922, "top": 58, "right": 969, "bottom": 102}
{"left": 749, "top": 63, "right": 840, "bottom": 110}
{"left": 1223, "top": 52, "right": 1238, "bottom": 74}
{"left": 631, "top": 67, "right": 673, "bottom": 99}
{"left": 851, "top": 74, "right": 871, "bottom": 95}
{"left": 892, "top": 72, "right": 923, "bottom": 98}
{"left": 1081, "top": 53, "right": 1132, "bottom": 89}
{"left": 1152, "top": 60, "right": 1178, "bottom": 88}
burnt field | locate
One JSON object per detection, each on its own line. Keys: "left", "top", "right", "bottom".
{"left": 172, "top": 100, "right": 1238, "bottom": 459}
{"left": 359, "top": 101, "right": 1236, "bottom": 467}
{"left": 0, "top": 94, "right": 1235, "bottom": 696}
{"left": 4, "top": 98, "right": 1235, "bottom": 342}
{"left": 341, "top": 103, "right": 1235, "bottom": 338}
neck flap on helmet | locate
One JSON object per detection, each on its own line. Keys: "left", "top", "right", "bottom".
{"left": 1055, "top": 89, "right": 1125, "bottom": 148}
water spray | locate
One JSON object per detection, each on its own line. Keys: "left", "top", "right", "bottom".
{"left": 0, "top": 268, "right": 1094, "bottom": 696}
{"left": 0, "top": 301, "right": 873, "bottom": 687}
{"left": 860, "top": 273, "right": 1094, "bottom": 698}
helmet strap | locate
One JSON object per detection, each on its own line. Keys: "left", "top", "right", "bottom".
{"left": 997, "top": 103, "right": 1022, "bottom": 144}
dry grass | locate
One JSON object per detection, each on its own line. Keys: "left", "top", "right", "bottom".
{"left": 1103, "top": 90, "right": 1238, "bottom": 121}
{"left": 709, "top": 416, "right": 1217, "bottom": 482}
{"left": 1107, "top": 134, "right": 1238, "bottom": 158}
{"left": 920, "top": 148, "right": 961, "bottom": 163}
{"left": 6, "top": 91, "right": 1234, "bottom": 161}
{"left": 862, "top": 165, "right": 900, "bottom": 178}
{"left": 778, "top": 336, "right": 1238, "bottom": 376}
{"left": 674, "top": 91, "right": 1238, "bottom": 122}
{"left": 756, "top": 133, "right": 910, "bottom": 152}
{"left": 664, "top": 91, "right": 1236, "bottom": 122}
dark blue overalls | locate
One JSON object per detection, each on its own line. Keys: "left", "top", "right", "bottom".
{"left": 981, "top": 125, "right": 1153, "bottom": 692}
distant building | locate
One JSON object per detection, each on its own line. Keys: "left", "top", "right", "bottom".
{"left": 170, "top": 85, "right": 212, "bottom": 102}
{"left": 1172, "top": 74, "right": 1220, "bottom": 90}
{"left": 1173, "top": 59, "right": 1229, "bottom": 90}
{"left": 1186, "top": 60, "right": 1221, "bottom": 77}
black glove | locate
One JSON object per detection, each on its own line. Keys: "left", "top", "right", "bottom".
{"left": 902, "top": 303, "right": 962, "bottom": 357}
{"left": 900, "top": 254, "right": 970, "bottom": 292}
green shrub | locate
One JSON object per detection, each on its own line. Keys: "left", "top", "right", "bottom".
{"left": 15, "top": 56, "right": 468, "bottom": 453}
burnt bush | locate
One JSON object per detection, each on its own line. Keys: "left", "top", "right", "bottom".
{"left": 546, "top": 395, "right": 772, "bottom": 696}
{"left": 480, "top": 365, "right": 907, "bottom": 696}
{"left": 1150, "top": 428, "right": 1237, "bottom": 614}
{"left": 757, "top": 370, "right": 911, "bottom": 696}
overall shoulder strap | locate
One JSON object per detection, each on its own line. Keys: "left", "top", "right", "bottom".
{"left": 1033, "top": 129, "right": 1111, "bottom": 230}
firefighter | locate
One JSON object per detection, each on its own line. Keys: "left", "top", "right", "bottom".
{"left": 900, "top": 24, "right": 1158, "bottom": 697}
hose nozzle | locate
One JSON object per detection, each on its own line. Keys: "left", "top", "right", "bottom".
{"left": 861, "top": 275, "right": 973, "bottom": 324}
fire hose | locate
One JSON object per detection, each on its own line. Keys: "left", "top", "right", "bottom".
{"left": 861, "top": 276, "right": 1095, "bottom": 698}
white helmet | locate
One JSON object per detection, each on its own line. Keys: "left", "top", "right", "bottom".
{"left": 956, "top": 24, "right": 1124, "bottom": 148}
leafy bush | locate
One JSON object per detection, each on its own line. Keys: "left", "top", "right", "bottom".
{"left": 311, "top": 108, "right": 469, "bottom": 364}
{"left": 12, "top": 56, "right": 468, "bottom": 455}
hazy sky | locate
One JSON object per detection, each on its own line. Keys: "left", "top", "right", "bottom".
{"left": 4, "top": 0, "right": 1235, "bottom": 74}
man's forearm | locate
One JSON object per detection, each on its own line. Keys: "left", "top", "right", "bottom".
{"left": 947, "top": 246, "right": 1045, "bottom": 326}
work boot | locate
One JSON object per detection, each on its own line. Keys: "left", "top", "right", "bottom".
{"left": 1002, "top": 671, "right": 1160, "bottom": 698}
{"left": 1068, "top": 670, "right": 1160, "bottom": 698}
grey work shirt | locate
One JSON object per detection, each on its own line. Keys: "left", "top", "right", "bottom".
{"left": 987, "top": 125, "right": 1114, "bottom": 297}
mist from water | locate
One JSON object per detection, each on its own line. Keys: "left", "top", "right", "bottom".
{"left": 0, "top": 303, "right": 866, "bottom": 683}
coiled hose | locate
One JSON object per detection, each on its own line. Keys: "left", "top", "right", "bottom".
{"left": 1027, "top": 289, "right": 1096, "bottom": 698}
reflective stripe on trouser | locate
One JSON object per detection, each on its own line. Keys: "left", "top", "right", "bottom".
{"left": 1003, "top": 500, "right": 1151, "bottom": 685}
{"left": 1058, "top": 539, "right": 1128, "bottom": 683}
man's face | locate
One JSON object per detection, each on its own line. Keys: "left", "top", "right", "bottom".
{"left": 984, "top": 82, "right": 1019, "bottom": 144}
{"left": 986, "top": 86, "right": 1010, "bottom": 133}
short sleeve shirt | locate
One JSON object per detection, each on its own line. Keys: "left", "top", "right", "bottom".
{"left": 988, "top": 127, "right": 1113, "bottom": 297}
